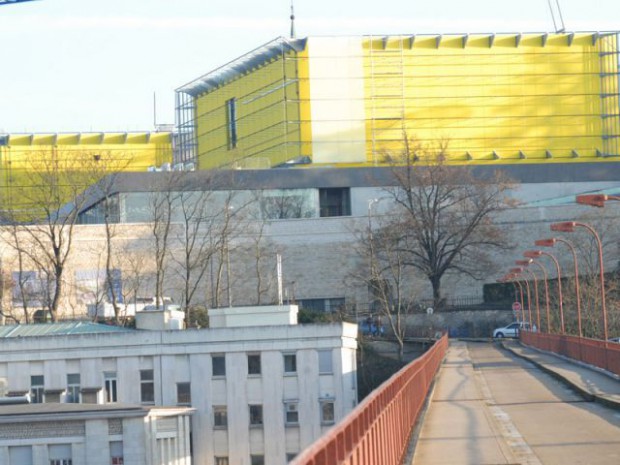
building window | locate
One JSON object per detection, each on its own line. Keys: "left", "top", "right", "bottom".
{"left": 249, "top": 404, "right": 263, "bottom": 427}
{"left": 319, "top": 187, "right": 351, "bottom": 217}
{"left": 30, "top": 375, "right": 44, "bottom": 404}
{"left": 250, "top": 455, "right": 264, "bottom": 465}
{"left": 318, "top": 350, "right": 333, "bottom": 374}
{"left": 9, "top": 446, "right": 33, "bottom": 465}
{"left": 110, "top": 441, "right": 123, "bottom": 465}
{"left": 65, "top": 374, "right": 80, "bottom": 403}
{"left": 212, "top": 355, "right": 226, "bottom": 377}
{"left": 284, "top": 401, "right": 299, "bottom": 425}
{"left": 226, "top": 98, "right": 238, "bottom": 149}
{"left": 320, "top": 400, "right": 335, "bottom": 425}
{"left": 247, "top": 354, "right": 261, "bottom": 376}
{"left": 213, "top": 405, "right": 228, "bottom": 429}
{"left": 284, "top": 353, "right": 297, "bottom": 374}
{"left": 104, "top": 372, "right": 118, "bottom": 403}
{"left": 215, "top": 457, "right": 229, "bottom": 465}
{"left": 140, "top": 369, "right": 154, "bottom": 404}
{"left": 177, "top": 382, "right": 191, "bottom": 405}
{"left": 49, "top": 444, "right": 72, "bottom": 465}
{"left": 286, "top": 453, "right": 298, "bottom": 463}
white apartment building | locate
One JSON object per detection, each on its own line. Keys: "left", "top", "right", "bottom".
{"left": 0, "top": 403, "right": 193, "bottom": 465}
{"left": 0, "top": 306, "right": 359, "bottom": 465}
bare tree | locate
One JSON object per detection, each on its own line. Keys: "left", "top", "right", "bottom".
{"left": 0, "top": 148, "right": 109, "bottom": 321}
{"left": 352, "top": 215, "right": 421, "bottom": 360}
{"left": 381, "top": 137, "right": 516, "bottom": 309}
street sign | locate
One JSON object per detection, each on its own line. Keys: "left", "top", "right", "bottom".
{"left": 512, "top": 301, "right": 522, "bottom": 312}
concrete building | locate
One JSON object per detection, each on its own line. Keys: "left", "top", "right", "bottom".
{"left": 0, "top": 403, "right": 193, "bottom": 465}
{"left": 0, "top": 309, "right": 359, "bottom": 465}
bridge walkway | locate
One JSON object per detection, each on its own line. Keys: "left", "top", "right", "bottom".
{"left": 410, "top": 340, "right": 620, "bottom": 465}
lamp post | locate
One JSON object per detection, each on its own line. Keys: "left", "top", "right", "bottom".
{"left": 516, "top": 260, "right": 541, "bottom": 332}
{"left": 524, "top": 250, "right": 564, "bottom": 333}
{"left": 523, "top": 258, "right": 551, "bottom": 333}
{"left": 535, "top": 237, "right": 582, "bottom": 337}
{"left": 551, "top": 221, "right": 608, "bottom": 341}
{"left": 510, "top": 268, "right": 532, "bottom": 327}
{"left": 499, "top": 276, "right": 524, "bottom": 323}
{"left": 576, "top": 193, "right": 620, "bottom": 207}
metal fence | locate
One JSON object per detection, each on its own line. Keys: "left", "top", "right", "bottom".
{"left": 291, "top": 334, "right": 448, "bottom": 465}
{"left": 521, "top": 332, "right": 620, "bottom": 376}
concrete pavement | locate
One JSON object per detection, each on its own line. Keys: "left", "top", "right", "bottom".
{"left": 501, "top": 339, "right": 620, "bottom": 409}
{"left": 410, "top": 340, "right": 620, "bottom": 465}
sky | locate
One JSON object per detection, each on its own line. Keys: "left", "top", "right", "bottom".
{"left": 0, "top": 0, "right": 619, "bottom": 133}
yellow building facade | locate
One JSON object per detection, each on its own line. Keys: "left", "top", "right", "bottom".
{"left": 176, "top": 32, "right": 620, "bottom": 169}
{"left": 0, "top": 132, "right": 172, "bottom": 214}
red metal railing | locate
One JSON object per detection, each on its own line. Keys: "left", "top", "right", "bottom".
{"left": 291, "top": 334, "right": 448, "bottom": 465}
{"left": 521, "top": 332, "right": 620, "bottom": 376}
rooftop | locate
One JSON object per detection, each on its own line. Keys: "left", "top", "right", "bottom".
{"left": 0, "top": 321, "right": 133, "bottom": 338}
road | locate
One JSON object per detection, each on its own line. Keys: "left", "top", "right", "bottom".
{"left": 411, "top": 341, "right": 620, "bottom": 465}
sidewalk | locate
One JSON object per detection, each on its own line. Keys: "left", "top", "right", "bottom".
{"left": 500, "top": 339, "right": 620, "bottom": 409}
{"left": 410, "top": 341, "right": 537, "bottom": 465}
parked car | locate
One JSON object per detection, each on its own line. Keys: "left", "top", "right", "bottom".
{"left": 608, "top": 337, "right": 620, "bottom": 344}
{"left": 493, "top": 321, "right": 531, "bottom": 338}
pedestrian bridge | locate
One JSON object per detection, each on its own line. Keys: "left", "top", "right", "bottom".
{"left": 291, "top": 334, "right": 620, "bottom": 465}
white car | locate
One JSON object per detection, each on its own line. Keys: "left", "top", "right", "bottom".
{"left": 493, "top": 322, "right": 531, "bottom": 338}
{"left": 608, "top": 337, "right": 620, "bottom": 344}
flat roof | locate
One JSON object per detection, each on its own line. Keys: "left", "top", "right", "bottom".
{"left": 0, "top": 321, "right": 133, "bottom": 338}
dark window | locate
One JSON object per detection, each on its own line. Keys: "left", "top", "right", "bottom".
{"left": 140, "top": 369, "right": 154, "bottom": 404}
{"left": 284, "top": 401, "right": 299, "bottom": 425}
{"left": 30, "top": 375, "right": 44, "bottom": 404}
{"left": 250, "top": 455, "right": 264, "bottom": 465}
{"left": 249, "top": 405, "right": 263, "bottom": 426}
{"left": 66, "top": 374, "right": 80, "bottom": 403}
{"left": 320, "top": 400, "right": 335, "bottom": 425}
{"left": 104, "top": 372, "right": 118, "bottom": 403}
{"left": 177, "top": 382, "right": 191, "bottom": 405}
{"left": 319, "top": 188, "right": 350, "bottom": 217}
{"left": 226, "top": 98, "right": 238, "bottom": 149}
{"left": 214, "top": 406, "right": 228, "bottom": 428}
{"left": 247, "top": 354, "right": 261, "bottom": 375}
{"left": 213, "top": 355, "right": 226, "bottom": 377}
{"left": 284, "top": 353, "right": 297, "bottom": 374}
{"left": 215, "top": 458, "right": 229, "bottom": 465}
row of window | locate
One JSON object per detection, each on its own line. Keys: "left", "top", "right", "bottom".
{"left": 214, "top": 350, "right": 334, "bottom": 377}
{"left": 212, "top": 400, "right": 335, "bottom": 428}
{"left": 8, "top": 442, "right": 122, "bottom": 465}
{"left": 29, "top": 351, "right": 333, "bottom": 405}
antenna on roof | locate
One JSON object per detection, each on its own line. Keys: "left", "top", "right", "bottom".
{"left": 547, "top": 0, "right": 566, "bottom": 33}
{"left": 290, "top": 0, "right": 296, "bottom": 39}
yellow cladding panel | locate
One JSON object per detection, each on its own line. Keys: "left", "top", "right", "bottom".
{"left": 0, "top": 133, "right": 173, "bottom": 212}
{"left": 362, "top": 33, "right": 618, "bottom": 164}
{"left": 195, "top": 50, "right": 302, "bottom": 169}
{"left": 297, "top": 46, "right": 313, "bottom": 159}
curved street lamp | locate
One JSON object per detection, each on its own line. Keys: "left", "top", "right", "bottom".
{"left": 524, "top": 250, "right": 564, "bottom": 333}
{"left": 535, "top": 237, "right": 582, "bottom": 337}
{"left": 551, "top": 221, "right": 608, "bottom": 341}
{"left": 516, "top": 259, "right": 541, "bottom": 332}
{"left": 510, "top": 268, "right": 533, "bottom": 327}
{"left": 522, "top": 257, "right": 551, "bottom": 333}
{"left": 576, "top": 194, "right": 620, "bottom": 208}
